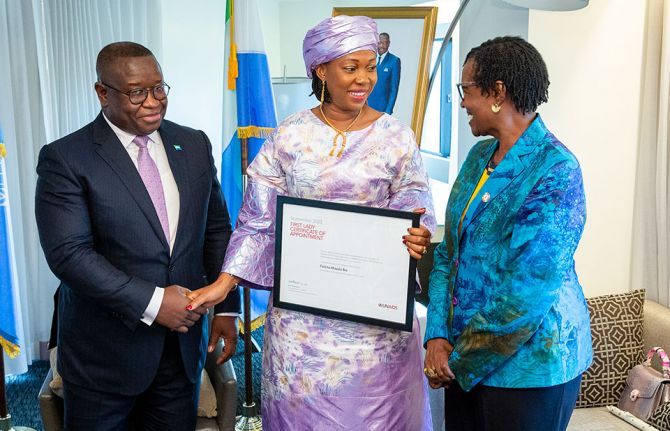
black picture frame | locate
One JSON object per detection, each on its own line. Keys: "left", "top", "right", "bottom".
{"left": 273, "top": 195, "right": 419, "bottom": 332}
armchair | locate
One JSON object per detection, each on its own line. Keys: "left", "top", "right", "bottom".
{"left": 38, "top": 342, "right": 237, "bottom": 431}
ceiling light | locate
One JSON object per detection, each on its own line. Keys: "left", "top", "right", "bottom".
{"left": 502, "top": 0, "right": 588, "bottom": 11}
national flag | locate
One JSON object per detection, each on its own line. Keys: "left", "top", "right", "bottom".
{"left": 0, "top": 126, "right": 20, "bottom": 358}
{"left": 221, "top": 0, "right": 276, "bottom": 331}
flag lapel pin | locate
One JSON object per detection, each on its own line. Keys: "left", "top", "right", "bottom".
{"left": 173, "top": 145, "right": 182, "bottom": 151}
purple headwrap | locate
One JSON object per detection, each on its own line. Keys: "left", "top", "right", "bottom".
{"left": 302, "top": 15, "right": 379, "bottom": 78}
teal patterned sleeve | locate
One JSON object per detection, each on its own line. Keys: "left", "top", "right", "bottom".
{"left": 449, "top": 160, "right": 586, "bottom": 391}
{"left": 424, "top": 236, "right": 452, "bottom": 344}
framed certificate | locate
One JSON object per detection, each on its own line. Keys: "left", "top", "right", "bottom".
{"left": 273, "top": 196, "right": 420, "bottom": 332}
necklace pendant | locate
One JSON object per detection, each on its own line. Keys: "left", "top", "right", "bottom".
{"left": 330, "top": 132, "right": 346, "bottom": 157}
{"left": 320, "top": 104, "right": 362, "bottom": 157}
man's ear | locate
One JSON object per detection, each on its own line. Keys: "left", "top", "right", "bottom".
{"left": 94, "top": 82, "right": 108, "bottom": 107}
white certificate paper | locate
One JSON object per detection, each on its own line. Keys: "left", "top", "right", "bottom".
{"left": 274, "top": 196, "right": 418, "bottom": 331}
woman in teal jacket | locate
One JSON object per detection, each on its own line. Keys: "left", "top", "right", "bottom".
{"left": 423, "top": 36, "right": 592, "bottom": 431}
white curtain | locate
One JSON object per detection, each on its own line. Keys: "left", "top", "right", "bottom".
{"left": 36, "top": 0, "right": 163, "bottom": 142}
{"left": 0, "top": 0, "right": 51, "bottom": 376}
{"left": 631, "top": 0, "right": 670, "bottom": 306}
{"left": 0, "top": 0, "right": 161, "bottom": 375}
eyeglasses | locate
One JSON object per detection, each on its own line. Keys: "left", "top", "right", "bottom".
{"left": 456, "top": 81, "right": 477, "bottom": 101}
{"left": 100, "top": 82, "right": 170, "bottom": 105}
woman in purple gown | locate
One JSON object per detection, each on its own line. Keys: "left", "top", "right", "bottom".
{"left": 188, "top": 15, "right": 435, "bottom": 430}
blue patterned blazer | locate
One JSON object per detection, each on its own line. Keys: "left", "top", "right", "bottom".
{"left": 424, "top": 115, "right": 592, "bottom": 391}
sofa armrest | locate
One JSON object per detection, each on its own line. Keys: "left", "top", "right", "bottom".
{"left": 644, "top": 299, "right": 670, "bottom": 360}
{"left": 38, "top": 368, "right": 64, "bottom": 431}
{"left": 206, "top": 342, "right": 238, "bottom": 431}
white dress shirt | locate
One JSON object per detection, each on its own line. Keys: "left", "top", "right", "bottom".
{"left": 103, "top": 114, "right": 179, "bottom": 325}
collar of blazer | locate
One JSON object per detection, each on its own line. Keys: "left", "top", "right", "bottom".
{"left": 380, "top": 52, "right": 395, "bottom": 65}
{"left": 457, "top": 114, "right": 548, "bottom": 238}
{"left": 91, "top": 113, "right": 190, "bottom": 252}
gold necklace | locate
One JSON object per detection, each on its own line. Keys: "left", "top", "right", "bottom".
{"left": 319, "top": 104, "right": 364, "bottom": 157}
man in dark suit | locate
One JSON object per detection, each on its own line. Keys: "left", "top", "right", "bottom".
{"left": 368, "top": 32, "right": 401, "bottom": 115}
{"left": 35, "top": 41, "right": 239, "bottom": 430}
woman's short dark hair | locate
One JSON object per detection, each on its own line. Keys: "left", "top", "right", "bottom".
{"left": 310, "top": 74, "right": 332, "bottom": 103}
{"left": 465, "top": 36, "right": 549, "bottom": 114}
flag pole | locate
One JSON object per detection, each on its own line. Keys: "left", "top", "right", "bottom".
{"left": 234, "top": 137, "right": 262, "bottom": 431}
{"left": 0, "top": 139, "right": 35, "bottom": 431}
{"left": 0, "top": 352, "right": 8, "bottom": 428}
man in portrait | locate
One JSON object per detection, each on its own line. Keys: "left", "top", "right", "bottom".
{"left": 368, "top": 32, "right": 401, "bottom": 115}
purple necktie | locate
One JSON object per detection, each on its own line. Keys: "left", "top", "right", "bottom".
{"left": 133, "top": 135, "right": 170, "bottom": 243}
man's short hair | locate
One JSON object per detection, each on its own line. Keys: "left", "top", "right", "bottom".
{"left": 379, "top": 32, "right": 390, "bottom": 40}
{"left": 96, "top": 42, "right": 155, "bottom": 81}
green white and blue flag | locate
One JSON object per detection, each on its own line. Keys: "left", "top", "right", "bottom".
{"left": 221, "top": 0, "right": 275, "bottom": 330}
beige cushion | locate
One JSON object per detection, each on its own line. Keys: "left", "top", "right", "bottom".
{"left": 197, "top": 368, "right": 217, "bottom": 418}
{"left": 643, "top": 300, "right": 670, "bottom": 355}
{"left": 577, "top": 290, "right": 645, "bottom": 408}
{"left": 48, "top": 347, "right": 64, "bottom": 398}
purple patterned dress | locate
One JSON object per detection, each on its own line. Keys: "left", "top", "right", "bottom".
{"left": 223, "top": 110, "right": 435, "bottom": 430}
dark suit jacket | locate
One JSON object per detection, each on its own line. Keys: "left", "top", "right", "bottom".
{"left": 35, "top": 113, "right": 240, "bottom": 395}
{"left": 368, "top": 52, "right": 401, "bottom": 114}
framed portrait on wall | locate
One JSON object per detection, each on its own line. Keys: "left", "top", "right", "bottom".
{"left": 332, "top": 7, "right": 437, "bottom": 146}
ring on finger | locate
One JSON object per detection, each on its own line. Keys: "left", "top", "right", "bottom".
{"left": 422, "top": 246, "right": 428, "bottom": 255}
{"left": 423, "top": 367, "right": 438, "bottom": 379}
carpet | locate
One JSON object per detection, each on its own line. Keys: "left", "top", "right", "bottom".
{"left": 5, "top": 360, "right": 49, "bottom": 430}
{"left": 4, "top": 328, "right": 264, "bottom": 429}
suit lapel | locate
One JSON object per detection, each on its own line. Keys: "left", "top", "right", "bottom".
{"left": 159, "top": 123, "right": 190, "bottom": 258}
{"left": 380, "top": 54, "right": 390, "bottom": 68}
{"left": 92, "top": 114, "right": 169, "bottom": 250}
{"left": 459, "top": 116, "right": 547, "bottom": 236}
